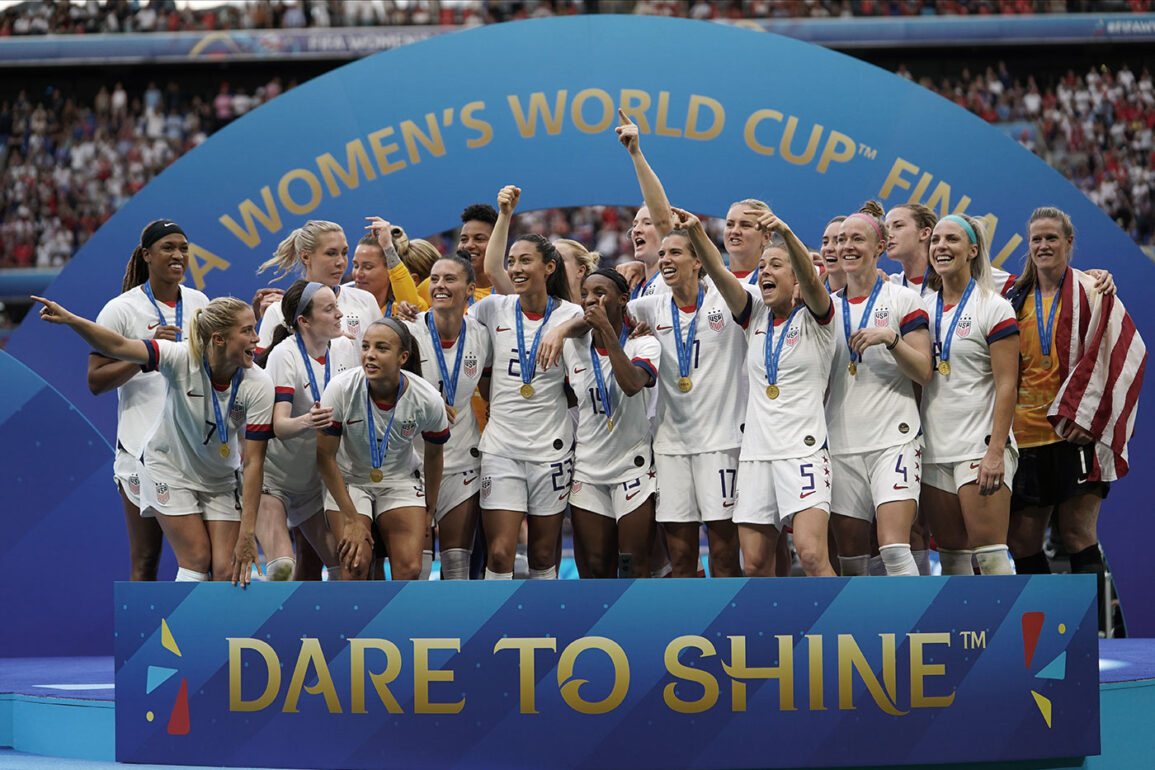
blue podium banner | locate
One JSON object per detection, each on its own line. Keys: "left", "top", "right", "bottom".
{"left": 115, "top": 576, "right": 1099, "bottom": 769}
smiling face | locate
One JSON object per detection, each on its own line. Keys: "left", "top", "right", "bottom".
{"left": 631, "top": 205, "right": 660, "bottom": 264}
{"left": 215, "top": 307, "right": 259, "bottom": 369}
{"left": 143, "top": 233, "right": 189, "bottom": 284}
{"left": 298, "top": 286, "right": 343, "bottom": 341}
{"left": 581, "top": 273, "right": 627, "bottom": 325}
{"left": 723, "top": 204, "right": 769, "bottom": 265}
{"left": 820, "top": 221, "right": 843, "bottom": 278}
{"left": 506, "top": 240, "right": 554, "bottom": 295}
{"left": 929, "top": 219, "right": 978, "bottom": 282}
{"left": 884, "top": 206, "right": 931, "bottom": 263}
{"left": 428, "top": 258, "right": 474, "bottom": 312}
{"left": 301, "top": 230, "right": 349, "bottom": 286}
{"left": 1027, "top": 217, "right": 1073, "bottom": 274}
{"left": 758, "top": 246, "right": 797, "bottom": 312}
{"left": 351, "top": 243, "right": 389, "bottom": 305}
{"left": 657, "top": 233, "right": 700, "bottom": 290}
{"left": 837, "top": 217, "right": 883, "bottom": 277}
{"left": 361, "top": 323, "right": 409, "bottom": 383}
{"left": 459, "top": 219, "right": 493, "bottom": 276}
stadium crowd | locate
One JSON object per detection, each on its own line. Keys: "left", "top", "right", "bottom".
{"left": 0, "top": 0, "right": 1150, "bottom": 36}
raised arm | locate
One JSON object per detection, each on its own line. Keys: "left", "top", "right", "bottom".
{"left": 617, "top": 109, "right": 673, "bottom": 240}
{"left": 34, "top": 296, "right": 150, "bottom": 364}
{"left": 483, "top": 186, "right": 519, "bottom": 296}
{"left": 748, "top": 209, "right": 831, "bottom": 319}
{"left": 672, "top": 208, "right": 748, "bottom": 317}
{"left": 366, "top": 216, "right": 428, "bottom": 310}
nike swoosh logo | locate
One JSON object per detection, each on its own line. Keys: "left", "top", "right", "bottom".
{"left": 496, "top": 326, "right": 511, "bottom": 332}
{"left": 625, "top": 490, "right": 640, "bottom": 501}
{"left": 969, "top": 462, "right": 981, "bottom": 469}
{"left": 656, "top": 325, "right": 672, "bottom": 331}
{"left": 574, "top": 367, "right": 587, "bottom": 373}
{"left": 893, "top": 484, "right": 908, "bottom": 490}
{"left": 148, "top": 322, "right": 162, "bottom": 330}
{"left": 346, "top": 419, "right": 364, "bottom": 425}
{"left": 754, "top": 330, "right": 766, "bottom": 335}
{"left": 463, "top": 475, "right": 476, "bottom": 485}
{"left": 800, "top": 491, "right": 816, "bottom": 498}
{"left": 558, "top": 493, "right": 569, "bottom": 501}
{"left": 185, "top": 390, "right": 203, "bottom": 398}
{"left": 722, "top": 501, "right": 735, "bottom": 508}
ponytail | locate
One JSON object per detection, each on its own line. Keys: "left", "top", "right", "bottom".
{"left": 255, "top": 280, "right": 310, "bottom": 368}
{"left": 187, "top": 297, "right": 250, "bottom": 365}
{"left": 258, "top": 220, "right": 344, "bottom": 282}
{"left": 122, "top": 245, "right": 149, "bottom": 293}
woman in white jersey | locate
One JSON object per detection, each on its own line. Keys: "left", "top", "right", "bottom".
{"left": 256, "top": 219, "right": 382, "bottom": 353}
{"left": 920, "top": 214, "right": 1020, "bottom": 575}
{"left": 721, "top": 199, "right": 772, "bottom": 286}
{"left": 687, "top": 207, "right": 839, "bottom": 576}
{"left": 557, "top": 239, "right": 600, "bottom": 306}
{"left": 826, "top": 201, "right": 933, "bottom": 577}
{"left": 626, "top": 222, "right": 750, "bottom": 578}
{"left": 614, "top": 110, "right": 675, "bottom": 300}
{"left": 563, "top": 268, "right": 661, "bottom": 578}
{"left": 89, "top": 220, "right": 210, "bottom": 580}
{"left": 405, "top": 254, "right": 492, "bottom": 580}
{"left": 820, "top": 216, "right": 846, "bottom": 294}
{"left": 474, "top": 185, "right": 583, "bottom": 580}
{"left": 38, "top": 295, "right": 273, "bottom": 585}
{"left": 317, "top": 318, "right": 449, "bottom": 580}
{"left": 255, "top": 280, "right": 358, "bottom": 580}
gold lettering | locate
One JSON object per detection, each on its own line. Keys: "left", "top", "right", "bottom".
{"left": 316, "top": 139, "right": 376, "bottom": 197}
{"left": 618, "top": 89, "right": 652, "bottom": 133}
{"left": 817, "top": 131, "right": 856, "bottom": 173}
{"left": 187, "top": 242, "right": 230, "bottom": 291}
{"left": 779, "top": 116, "right": 822, "bottom": 166}
{"left": 655, "top": 91, "right": 681, "bottom": 137}
{"left": 400, "top": 114, "right": 447, "bottom": 165}
{"left": 684, "top": 95, "right": 724, "bottom": 141}
{"left": 492, "top": 637, "right": 557, "bottom": 714}
{"left": 507, "top": 91, "right": 567, "bottom": 137}
{"left": 557, "top": 637, "right": 630, "bottom": 715}
{"left": 806, "top": 634, "right": 825, "bottom": 711}
{"left": 571, "top": 88, "right": 615, "bottom": 134}
{"left": 277, "top": 168, "right": 323, "bottom": 216}
{"left": 283, "top": 638, "right": 342, "bottom": 714}
{"left": 461, "top": 101, "right": 493, "bottom": 148}
{"left": 878, "top": 157, "right": 919, "bottom": 200}
{"left": 219, "top": 187, "right": 282, "bottom": 248}
{"left": 350, "top": 638, "right": 403, "bottom": 714}
{"left": 367, "top": 126, "right": 407, "bottom": 175}
{"left": 663, "top": 636, "right": 718, "bottom": 713}
{"left": 743, "top": 109, "right": 784, "bottom": 156}
{"left": 909, "top": 633, "right": 955, "bottom": 709}
{"left": 723, "top": 635, "right": 795, "bottom": 712}
{"left": 837, "top": 634, "right": 906, "bottom": 716}
{"left": 412, "top": 638, "right": 465, "bottom": 714}
{"left": 228, "top": 638, "right": 280, "bottom": 712}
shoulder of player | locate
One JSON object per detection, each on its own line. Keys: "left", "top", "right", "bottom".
{"left": 404, "top": 371, "right": 443, "bottom": 403}
{"left": 182, "top": 287, "right": 211, "bottom": 307}
{"left": 327, "top": 365, "right": 364, "bottom": 393}
{"left": 886, "top": 281, "right": 923, "bottom": 307}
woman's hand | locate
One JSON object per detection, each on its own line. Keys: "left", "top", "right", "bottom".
{"left": 231, "top": 532, "right": 259, "bottom": 587}
{"left": 252, "top": 287, "right": 283, "bottom": 321}
{"left": 32, "top": 295, "right": 78, "bottom": 325}
{"left": 365, "top": 216, "right": 395, "bottom": 252}
{"left": 616, "top": 108, "right": 640, "bottom": 154}
{"left": 337, "top": 519, "right": 373, "bottom": 573}
{"left": 616, "top": 260, "right": 646, "bottom": 291}
{"left": 1062, "top": 421, "right": 1095, "bottom": 445}
{"left": 669, "top": 207, "right": 702, "bottom": 233}
{"left": 977, "top": 447, "right": 1006, "bottom": 497}
{"left": 300, "top": 402, "right": 334, "bottom": 432}
{"left": 584, "top": 297, "right": 614, "bottom": 340}
{"left": 497, "top": 185, "right": 521, "bottom": 216}
{"left": 848, "top": 326, "right": 895, "bottom": 355}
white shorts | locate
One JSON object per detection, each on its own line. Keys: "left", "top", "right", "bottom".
{"left": 924, "top": 447, "right": 1019, "bottom": 494}
{"left": 262, "top": 485, "right": 324, "bottom": 529}
{"left": 831, "top": 439, "right": 922, "bottom": 522}
{"left": 654, "top": 449, "right": 740, "bottom": 524}
{"left": 570, "top": 468, "right": 657, "bottom": 521}
{"left": 435, "top": 467, "right": 481, "bottom": 522}
{"left": 733, "top": 451, "right": 832, "bottom": 529}
{"left": 114, "top": 447, "right": 146, "bottom": 512}
{"left": 140, "top": 470, "right": 241, "bottom": 523}
{"left": 479, "top": 454, "right": 572, "bottom": 517}
{"left": 324, "top": 474, "right": 426, "bottom": 520}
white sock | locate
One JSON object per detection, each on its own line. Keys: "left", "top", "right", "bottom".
{"left": 939, "top": 548, "right": 975, "bottom": 576}
{"left": 838, "top": 555, "right": 870, "bottom": 576}
{"left": 912, "top": 549, "right": 931, "bottom": 576}
{"left": 651, "top": 560, "right": 672, "bottom": 578}
{"left": 265, "top": 557, "right": 295, "bottom": 581}
{"left": 484, "top": 567, "right": 513, "bottom": 580}
{"left": 879, "top": 544, "right": 919, "bottom": 576}
{"left": 324, "top": 565, "right": 341, "bottom": 581}
{"left": 175, "top": 567, "right": 209, "bottom": 582}
{"left": 419, "top": 550, "right": 434, "bottom": 580}
{"left": 868, "top": 555, "right": 887, "bottom": 576}
{"left": 440, "top": 548, "right": 471, "bottom": 580}
{"left": 528, "top": 565, "right": 557, "bottom": 580}
{"left": 974, "top": 544, "right": 1015, "bottom": 575}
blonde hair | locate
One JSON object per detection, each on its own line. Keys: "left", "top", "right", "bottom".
{"left": 730, "top": 198, "right": 770, "bottom": 214}
{"left": 855, "top": 200, "right": 889, "bottom": 246}
{"left": 926, "top": 213, "right": 995, "bottom": 294}
{"left": 258, "top": 220, "right": 344, "bottom": 282}
{"left": 1013, "top": 206, "right": 1075, "bottom": 294}
{"left": 555, "top": 238, "right": 600, "bottom": 278}
{"left": 187, "top": 297, "right": 250, "bottom": 362}
{"left": 403, "top": 238, "right": 440, "bottom": 283}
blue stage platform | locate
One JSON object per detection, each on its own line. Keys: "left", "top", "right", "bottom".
{"left": 2, "top": 640, "right": 1154, "bottom": 769}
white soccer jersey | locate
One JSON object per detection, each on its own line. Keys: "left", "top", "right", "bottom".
{"left": 257, "top": 284, "right": 382, "bottom": 350}
{"left": 139, "top": 340, "right": 274, "bottom": 493}
{"left": 826, "top": 281, "right": 929, "bottom": 455}
{"left": 263, "top": 336, "right": 359, "bottom": 494}
{"left": 921, "top": 287, "right": 1020, "bottom": 463}
{"left": 628, "top": 282, "right": 756, "bottom": 455}
{"left": 469, "top": 294, "right": 584, "bottom": 462}
{"left": 740, "top": 299, "right": 838, "bottom": 461}
{"left": 892, "top": 266, "right": 1017, "bottom": 298}
{"left": 321, "top": 367, "right": 449, "bottom": 483}
{"left": 562, "top": 333, "right": 661, "bottom": 484}
{"left": 407, "top": 312, "right": 492, "bottom": 474}
{"left": 94, "top": 284, "right": 210, "bottom": 457}
{"left": 630, "top": 271, "right": 673, "bottom": 300}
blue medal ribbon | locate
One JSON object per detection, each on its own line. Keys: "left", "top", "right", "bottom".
{"left": 384, "top": 297, "right": 394, "bottom": 317}
{"left": 515, "top": 297, "right": 555, "bottom": 389}
{"left": 204, "top": 356, "right": 242, "bottom": 450}
{"left": 1034, "top": 271, "right": 1066, "bottom": 360}
{"left": 935, "top": 278, "right": 976, "bottom": 368}
{"left": 589, "top": 326, "right": 630, "bottom": 429}
{"left": 841, "top": 276, "right": 884, "bottom": 365}
{"left": 294, "top": 333, "right": 330, "bottom": 401}
{"left": 747, "top": 271, "right": 759, "bottom": 286}
{"left": 671, "top": 284, "right": 705, "bottom": 382}
{"left": 765, "top": 306, "right": 804, "bottom": 388}
{"left": 426, "top": 312, "right": 467, "bottom": 404}
{"left": 143, "top": 282, "right": 182, "bottom": 341}
{"left": 630, "top": 271, "right": 659, "bottom": 300}
{"left": 365, "top": 373, "right": 405, "bottom": 475}
{"left": 902, "top": 266, "right": 934, "bottom": 297}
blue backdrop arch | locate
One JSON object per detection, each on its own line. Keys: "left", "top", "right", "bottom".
{"left": 4, "top": 15, "right": 1151, "bottom": 654}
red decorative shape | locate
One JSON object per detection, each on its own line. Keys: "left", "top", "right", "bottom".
{"left": 167, "top": 678, "right": 190, "bottom": 735}
{"left": 1022, "top": 611, "right": 1045, "bottom": 669}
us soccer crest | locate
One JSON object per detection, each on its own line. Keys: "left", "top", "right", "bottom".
{"left": 786, "top": 326, "right": 801, "bottom": 347}
{"left": 128, "top": 473, "right": 141, "bottom": 496}
{"left": 956, "top": 316, "right": 972, "bottom": 338}
{"left": 399, "top": 418, "right": 417, "bottom": 439}
{"left": 154, "top": 481, "right": 169, "bottom": 505}
{"left": 873, "top": 308, "right": 889, "bottom": 327}
{"left": 230, "top": 401, "right": 245, "bottom": 423}
{"left": 345, "top": 315, "right": 361, "bottom": 335}
{"left": 464, "top": 353, "right": 478, "bottom": 378}
{"left": 708, "top": 308, "right": 724, "bottom": 332}
{"left": 481, "top": 475, "right": 492, "bottom": 498}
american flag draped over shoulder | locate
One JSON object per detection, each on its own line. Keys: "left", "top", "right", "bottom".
{"left": 1019, "top": 266, "right": 1147, "bottom": 481}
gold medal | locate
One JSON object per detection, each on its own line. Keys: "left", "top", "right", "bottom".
{"left": 848, "top": 361, "right": 857, "bottom": 376}
{"left": 677, "top": 376, "right": 693, "bottom": 392}
{"left": 519, "top": 383, "right": 534, "bottom": 399}
{"left": 1041, "top": 355, "right": 1052, "bottom": 369}
{"left": 938, "top": 360, "right": 951, "bottom": 376}
{"left": 607, "top": 418, "right": 614, "bottom": 433}
{"left": 766, "top": 384, "right": 780, "bottom": 399}
{"left": 219, "top": 444, "right": 230, "bottom": 458}
{"left": 370, "top": 468, "right": 383, "bottom": 483}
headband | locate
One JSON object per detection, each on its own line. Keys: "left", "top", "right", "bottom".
{"left": 141, "top": 220, "right": 185, "bottom": 250}
{"left": 293, "top": 281, "right": 325, "bottom": 327}
{"left": 846, "top": 212, "right": 883, "bottom": 242}
{"left": 942, "top": 214, "right": 978, "bottom": 245}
